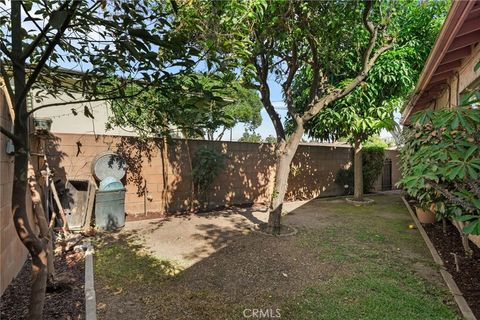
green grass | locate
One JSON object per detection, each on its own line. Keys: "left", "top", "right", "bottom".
{"left": 285, "top": 195, "right": 459, "bottom": 320}
{"left": 94, "top": 234, "right": 182, "bottom": 289}
{"left": 281, "top": 267, "right": 457, "bottom": 320}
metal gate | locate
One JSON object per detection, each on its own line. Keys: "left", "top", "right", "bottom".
{"left": 382, "top": 158, "right": 392, "bottom": 191}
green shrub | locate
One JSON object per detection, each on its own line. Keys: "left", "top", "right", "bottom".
{"left": 336, "top": 146, "right": 385, "bottom": 194}
{"left": 362, "top": 146, "right": 385, "bottom": 193}
{"left": 192, "top": 147, "right": 226, "bottom": 203}
{"left": 398, "top": 107, "right": 480, "bottom": 235}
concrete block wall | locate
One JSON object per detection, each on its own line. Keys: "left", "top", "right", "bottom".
{"left": 46, "top": 134, "right": 401, "bottom": 217}
{"left": 0, "top": 89, "right": 28, "bottom": 295}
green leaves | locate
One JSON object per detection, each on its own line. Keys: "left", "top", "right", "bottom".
{"left": 298, "top": 0, "right": 447, "bottom": 144}
{"left": 462, "top": 219, "right": 480, "bottom": 235}
{"left": 192, "top": 147, "right": 226, "bottom": 201}
{"left": 399, "top": 107, "right": 480, "bottom": 234}
{"left": 106, "top": 73, "right": 262, "bottom": 140}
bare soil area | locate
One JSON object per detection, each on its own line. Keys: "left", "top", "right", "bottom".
{"left": 424, "top": 222, "right": 480, "bottom": 318}
{"left": 0, "top": 250, "right": 85, "bottom": 319}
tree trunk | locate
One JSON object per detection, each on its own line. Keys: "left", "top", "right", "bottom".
{"left": 28, "top": 163, "right": 55, "bottom": 281}
{"left": 10, "top": 2, "right": 48, "bottom": 318}
{"left": 268, "top": 125, "right": 304, "bottom": 233}
{"left": 353, "top": 137, "right": 364, "bottom": 201}
{"left": 12, "top": 155, "right": 49, "bottom": 319}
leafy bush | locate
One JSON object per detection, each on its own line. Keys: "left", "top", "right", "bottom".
{"left": 362, "top": 146, "right": 385, "bottom": 193}
{"left": 192, "top": 147, "right": 226, "bottom": 202}
{"left": 336, "top": 146, "right": 385, "bottom": 194}
{"left": 398, "top": 107, "right": 480, "bottom": 235}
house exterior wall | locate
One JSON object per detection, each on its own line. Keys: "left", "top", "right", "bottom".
{"left": 46, "top": 133, "right": 401, "bottom": 217}
{"left": 430, "top": 45, "right": 480, "bottom": 109}
{"left": 32, "top": 89, "right": 136, "bottom": 136}
{"left": 0, "top": 89, "right": 29, "bottom": 295}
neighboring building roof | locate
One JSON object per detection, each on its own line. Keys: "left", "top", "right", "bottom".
{"left": 402, "top": 0, "right": 480, "bottom": 124}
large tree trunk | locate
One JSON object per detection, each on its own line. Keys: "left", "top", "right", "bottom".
{"left": 268, "top": 125, "right": 304, "bottom": 233}
{"left": 353, "top": 137, "right": 364, "bottom": 201}
{"left": 10, "top": 2, "right": 49, "bottom": 318}
{"left": 12, "top": 155, "right": 49, "bottom": 319}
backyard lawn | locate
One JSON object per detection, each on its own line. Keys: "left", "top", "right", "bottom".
{"left": 94, "top": 194, "right": 459, "bottom": 320}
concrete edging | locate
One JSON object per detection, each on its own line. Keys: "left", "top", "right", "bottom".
{"left": 401, "top": 197, "right": 476, "bottom": 320}
{"left": 84, "top": 240, "right": 97, "bottom": 320}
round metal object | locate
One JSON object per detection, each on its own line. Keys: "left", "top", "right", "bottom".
{"left": 91, "top": 151, "right": 126, "bottom": 181}
{"left": 99, "top": 177, "right": 124, "bottom": 191}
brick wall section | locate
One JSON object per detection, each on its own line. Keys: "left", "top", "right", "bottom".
{"left": 46, "top": 133, "right": 401, "bottom": 217}
{"left": 0, "top": 89, "right": 28, "bottom": 295}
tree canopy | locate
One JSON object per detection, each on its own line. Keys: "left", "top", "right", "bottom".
{"left": 106, "top": 73, "right": 262, "bottom": 140}
{"left": 293, "top": 0, "right": 449, "bottom": 144}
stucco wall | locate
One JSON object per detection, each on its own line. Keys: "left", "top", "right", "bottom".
{"left": 0, "top": 89, "right": 28, "bottom": 295}
{"left": 46, "top": 133, "right": 401, "bottom": 217}
{"left": 32, "top": 89, "right": 136, "bottom": 136}
{"left": 431, "top": 44, "right": 480, "bottom": 109}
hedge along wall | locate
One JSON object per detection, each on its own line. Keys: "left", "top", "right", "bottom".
{"left": 45, "top": 133, "right": 401, "bottom": 216}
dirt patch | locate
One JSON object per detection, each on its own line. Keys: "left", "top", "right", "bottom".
{"left": 95, "top": 231, "right": 339, "bottom": 320}
{"left": 0, "top": 250, "right": 85, "bottom": 319}
{"left": 424, "top": 222, "right": 480, "bottom": 318}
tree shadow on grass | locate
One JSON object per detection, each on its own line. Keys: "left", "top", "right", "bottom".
{"left": 94, "top": 232, "right": 182, "bottom": 290}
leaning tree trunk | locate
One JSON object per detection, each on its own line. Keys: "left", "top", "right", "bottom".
{"left": 353, "top": 137, "right": 364, "bottom": 201}
{"left": 12, "top": 153, "right": 49, "bottom": 319}
{"left": 10, "top": 3, "right": 49, "bottom": 317}
{"left": 268, "top": 125, "right": 304, "bottom": 233}
{"left": 28, "top": 163, "right": 55, "bottom": 282}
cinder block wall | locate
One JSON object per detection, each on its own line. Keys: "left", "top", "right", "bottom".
{"left": 46, "top": 133, "right": 401, "bottom": 217}
{"left": 0, "top": 89, "right": 28, "bottom": 295}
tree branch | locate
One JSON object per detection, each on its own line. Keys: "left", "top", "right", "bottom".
{"left": 426, "top": 179, "right": 477, "bottom": 212}
{"left": 282, "top": 42, "right": 300, "bottom": 122}
{"left": 0, "top": 40, "right": 13, "bottom": 61}
{"left": 20, "top": 0, "right": 59, "bottom": 60}
{"left": 306, "top": 35, "right": 320, "bottom": 106}
{"left": 467, "top": 180, "right": 480, "bottom": 199}
{"left": 27, "top": 84, "right": 151, "bottom": 116}
{"left": 302, "top": 0, "right": 393, "bottom": 122}
{"left": 0, "top": 125, "right": 23, "bottom": 147}
{"left": 254, "top": 54, "right": 286, "bottom": 140}
{"left": 16, "top": 0, "right": 81, "bottom": 116}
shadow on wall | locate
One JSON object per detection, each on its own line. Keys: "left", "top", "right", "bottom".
{"left": 44, "top": 133, "right": 397, "bottom": 217}
{"left": 166, "top": 140, "right": 277, "bottom": 214}
{"left": 44, "top": 135, "right": 80, "bottom": 225}
{"left": 286, "top": 145, "right": 352, "bottom": 201}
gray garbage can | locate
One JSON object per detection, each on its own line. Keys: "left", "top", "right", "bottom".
{"left": 94, "top": 189, "right": 126, "bottom": 230}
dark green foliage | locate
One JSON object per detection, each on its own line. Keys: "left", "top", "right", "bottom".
{"left": 191, "top": 147, "right": 226, "bottom": 201}
{"left": 238, "top": 130, "right": 262, "bottom": 143}
{"left": 264, "top": 135, "right": 277, "bottom": 144}
{"left": 336, "top": 146, "right": 385, "bottom": 194}
{"left": 106, "top": 74, "right": 262, "bottom": 139}
{"left": 399, "top": 106, "right": 480, "bottom": 235}
{"left": 362, "top": 146, "right": 386, "bottom": 193}
{"left": 295, "top": 0, "right": 449, "bottom": 142}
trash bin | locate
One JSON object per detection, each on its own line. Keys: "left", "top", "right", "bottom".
{"left": 94, "top": 188, "right": 126, "bottom": 230}
{"left": 91, "top": 152, "right": 128, "bottom": 231}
